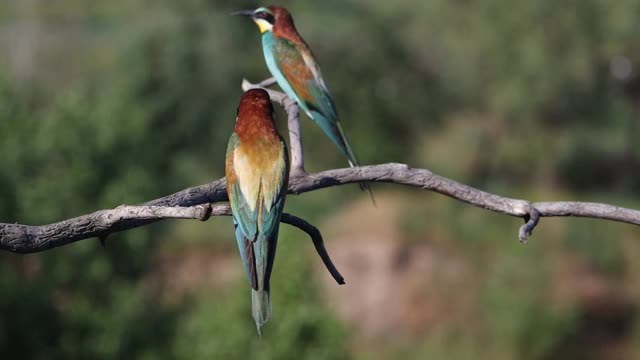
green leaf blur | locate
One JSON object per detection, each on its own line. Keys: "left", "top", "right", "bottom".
{"left": 1, "top": 0, "right": 639, "bottom": 359}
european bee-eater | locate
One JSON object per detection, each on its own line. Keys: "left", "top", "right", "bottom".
{"left": 226, "top": 89, "right": 289, "bottom": 334}
{"left": 233, "top": 6, "right": 372, "bottom": 194}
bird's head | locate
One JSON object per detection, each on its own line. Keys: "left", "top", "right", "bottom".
{"left": 237, "top": 89, "right": 274, "bottom": 118}
{"left": 232, "top": 6, "right": 292, "bottom": 34}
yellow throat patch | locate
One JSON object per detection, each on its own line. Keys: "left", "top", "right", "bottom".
{"left": 253, "top": 18, "right": 273, "bottom": 33}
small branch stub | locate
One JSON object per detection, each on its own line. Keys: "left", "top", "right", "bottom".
{"left": 0, "top": 202, "right": 345, "bottom": 285}
{"left": 519, "top": 207, "right": 541, "bottom": 244}
{"left": 3, "top": 79, "right": 640, "bottom": 275}
{"left": 5, "top": 164, "right": 640, "bottom": 253}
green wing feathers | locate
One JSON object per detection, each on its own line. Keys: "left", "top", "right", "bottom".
{"left": 273, "top": 38, "right": 338, "bottom": 125}
{"left": 226, "top": 133, "right": 288, "bottom": 292}
{"left": 272, "top": 37, "right": 365, "bottom": 169}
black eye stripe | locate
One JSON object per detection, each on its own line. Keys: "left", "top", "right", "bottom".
{"left": 255, "top": 11, "right": 274, "bottom": 24}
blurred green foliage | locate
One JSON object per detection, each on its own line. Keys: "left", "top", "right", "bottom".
{"left": 1, "top": 0, "right": 640, "bottom": 359}
{"left": 172, "top": 237, "right": 349, "bottom": 360}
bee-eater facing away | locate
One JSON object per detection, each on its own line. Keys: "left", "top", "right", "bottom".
{"left": 233, "top": 6, "right": 372, "bottom": 194}
{"left": 226, "top": 89, "right": 289, "bottom": 334}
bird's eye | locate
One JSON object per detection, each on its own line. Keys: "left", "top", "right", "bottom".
{"left": 255, "top": 11, "right": 275, "bottom": 24}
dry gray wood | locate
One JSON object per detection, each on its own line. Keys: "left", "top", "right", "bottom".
{"left": 0, "top": 204, "right": 211, "bottom": 253}
{"left": 2, "top": 162, "right": 639, "bottom": 255}
{"left": 2, "top": 80, "right": 640, "bottom": 263}
{"left": 0, "top": 202, "right": 345, "bottom": 284}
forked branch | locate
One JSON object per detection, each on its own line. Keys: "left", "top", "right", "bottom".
{"left": 0, "top": 203, "right": 345, "bottom": 284}
{"left": 2, "top": 163, "right": 639, "bottom": 255}
{"left": 2, "top": 80, "right": 640, "bottom": 269}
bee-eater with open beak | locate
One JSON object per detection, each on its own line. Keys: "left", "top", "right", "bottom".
{"left": 233, "top": 6, "right": 372, "bottom": 196}
{"left": 226, "top": 89, "right": 289, "bottom": 334}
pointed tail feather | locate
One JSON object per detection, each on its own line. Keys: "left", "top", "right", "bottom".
{"left": 358, "top": 181, "right": 377, "bottom": 207}
{"left": 311, "top": 111, "right": 376, "bottom": 204}
{"left": 336, "top": 122, "right": 376, "bottom": 205}
{"left": 334, "top": 121, "right": 359, "bottom": 168}
{"left": 252, "top": 289, "right": 271, "bottom": 335}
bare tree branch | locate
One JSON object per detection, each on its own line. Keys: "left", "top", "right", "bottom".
{"left": 2, "top": 163, "right": 640, "bottom": 255}
{"left": 0, "top": 202, "right": 345, "bottom": 284}
{"left": 280, "top": 213, "right": 345, "bottom": 284}
{"left": 0, "top": 204, "right": 211, "bottom": 254}
{"left": 3, "top": 79, "right": 640, "bottom": 271}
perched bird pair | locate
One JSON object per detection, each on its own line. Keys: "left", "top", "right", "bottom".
{"left": 226, "top": 5, "right": 368, "bottom": 334}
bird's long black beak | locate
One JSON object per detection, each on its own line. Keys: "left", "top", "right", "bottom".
{"left": 231, "top": 9, "right": 254, "bottom": 17}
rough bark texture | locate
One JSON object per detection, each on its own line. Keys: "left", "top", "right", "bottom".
{"left": 2, "top": 162, "right": 639, "bottom": 254}
{"left": 0, "top": 202, "right": 345, "bottom": 284}
{"left": 2, "top": 81, "right": 639, "bottom": 261}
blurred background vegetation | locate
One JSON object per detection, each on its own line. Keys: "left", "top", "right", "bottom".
{"left": 1, "top": 0, "right": 639, "bottom": 359}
